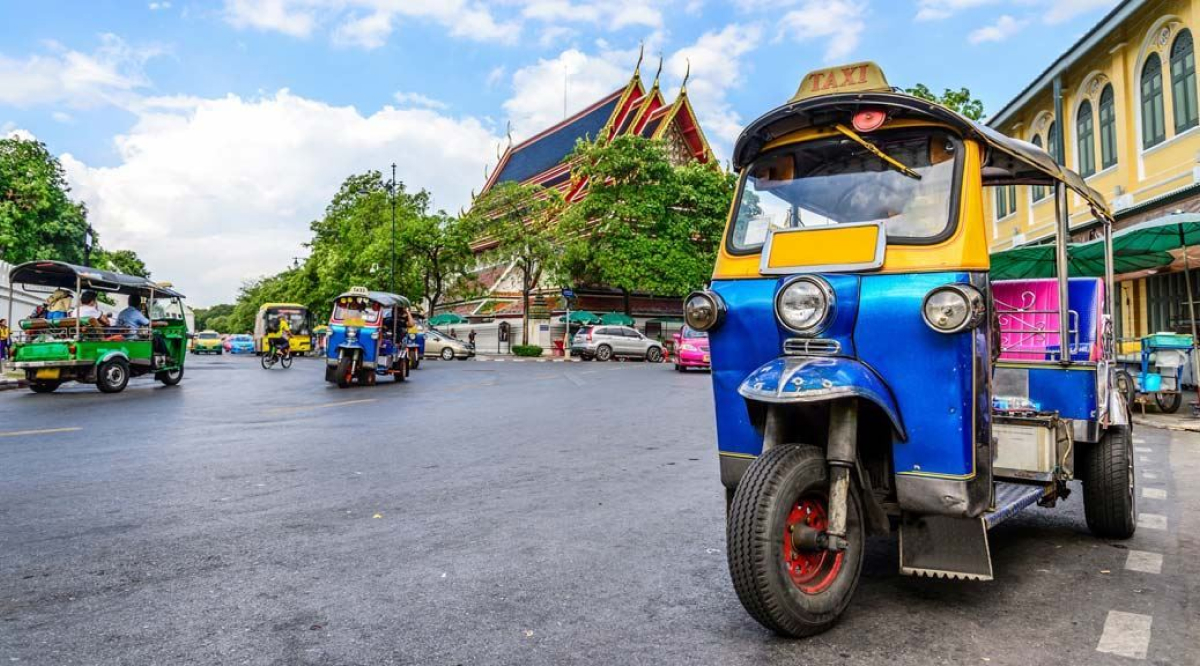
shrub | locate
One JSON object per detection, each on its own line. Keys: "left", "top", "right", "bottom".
{"left": 513, "top": 344, "right": 543, "bottom": 357}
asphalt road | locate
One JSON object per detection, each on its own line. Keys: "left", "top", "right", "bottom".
{"left": 1, "top": 354, "right": 1198, "bottom": 665}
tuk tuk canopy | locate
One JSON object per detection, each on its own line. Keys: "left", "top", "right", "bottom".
{"left": 333, "top": 290, "right": 411, "bottom": 309}
{"left": 8, "top": 260, "right": 185, "bottom": 298}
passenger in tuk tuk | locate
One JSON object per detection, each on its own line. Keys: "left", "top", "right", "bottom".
{"left": 74, "top": 291, "right": 111, "bottom": 327}
{"left": 118, "top": 295, "right": 151, "bottom": 336}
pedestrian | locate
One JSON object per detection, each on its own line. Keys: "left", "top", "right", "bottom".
{"left": 450, "top": 327, "right": 457, "bottom": 339}
{"left": 468, "top": 329, "right": 476, "bottom": 349}
{"left": 0, "top": 318, "right": 9, "bottom": 362}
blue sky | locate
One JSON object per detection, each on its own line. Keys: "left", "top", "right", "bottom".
{"left": 0, "top": 0, "right": 1121, "bottom": 304}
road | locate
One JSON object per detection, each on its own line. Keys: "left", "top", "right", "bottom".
{"left": 1, "top": 354, "right": 1198, "bottom": 665}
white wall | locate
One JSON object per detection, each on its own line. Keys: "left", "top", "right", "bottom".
{"left": 0, "top": 260, "right": 46, "bottom": 322}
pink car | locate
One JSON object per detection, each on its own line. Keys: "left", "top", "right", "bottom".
{"left": 673, "top": 326, "right": 710, "bottom": 371}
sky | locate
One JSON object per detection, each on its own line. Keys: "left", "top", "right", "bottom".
{"left": 0, "top": 0, "right": 1123, "bottom": 305}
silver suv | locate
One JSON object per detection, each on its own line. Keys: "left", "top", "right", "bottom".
{"left": 571, "top": 325, "right": 664, "bottom": 362}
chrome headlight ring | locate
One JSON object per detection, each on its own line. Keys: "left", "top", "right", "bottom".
{"left": 684, "top": 290, "right": 727, "bottom": 332}
{"left": 921, "top": 284, "right": 985, "bottom": 334}
{"left": 775, "top": 276, "right": 835, "bottom": 335}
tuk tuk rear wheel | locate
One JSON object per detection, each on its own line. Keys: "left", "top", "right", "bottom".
{"left": 727, "top": 444, "right": 864, "bottom": 638}
{"left": 29, "top": 380, "right": 61, "bottom": 394}
{"left": 156, "top": 366, "right": 184, "bottom": 386}
{"left": 97, "top": 358, "right": 130, "bottom": 394}
{"left": 1154, "top": 392, "right": 1182, "bottom": 413}
{"left": 1082, "top": 424, "right": 1136, "bottom": 539}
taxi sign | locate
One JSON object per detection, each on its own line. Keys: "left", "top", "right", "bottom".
{"left": 349, "top": 286, "right": 370, "bottom": 296}
{"left": 789, "top": 61, "right": 891, "bottom": 103}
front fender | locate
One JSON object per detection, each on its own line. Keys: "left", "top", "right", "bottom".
{"left": 738, "top": 356, "right": 906, "bottom": 440}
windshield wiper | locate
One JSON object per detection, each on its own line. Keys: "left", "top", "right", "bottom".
{"left": 833, "top": 124, "right": 922, "bottom": 180}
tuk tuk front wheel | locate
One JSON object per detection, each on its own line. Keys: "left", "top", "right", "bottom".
{"left": 1082, "top": 424, "right": 1136, "bottom": 539}
{"left": 336, "top": 356, "right": 354, "bottom": 388}
{"left": 727, "top": 444, "right": 864, "bottom": 638}
{"left": 97, "top": 358, "right": 130, "bottom": 394}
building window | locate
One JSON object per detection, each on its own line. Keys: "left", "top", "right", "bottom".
{"left": 1047, "top": 121, "right": 1060, "bottom": 164}
{"left": 1099, "top": 84, "right": 1117, "bottom": 169}
{"left": 995, "top": 185, "right": 1017, "bottom": 218}
{"left": 1076, "top": 100, "right": 1095, "bottom": 177}
{"left": 1142, "top": 53, "right": 1166, "bottom": 148}
{"left": 1172, "top": 30, "right": 1198, "bottom": 133}
{"left": 1007, "top": 184, "right": 1016, "bottom": 213}
{"left": 1032, "top": 135, "right": 1047, "bottom": 201}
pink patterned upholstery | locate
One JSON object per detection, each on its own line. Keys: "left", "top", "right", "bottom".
{"left": 992, "top": 278, "right": 1104, "bottom": 362}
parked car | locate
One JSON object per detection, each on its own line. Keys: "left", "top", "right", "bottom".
{"left": 571, "top": 325, "right": 664, "bottom": 362}
{"left": 227, "top": 333, "right": 255, "bottom": 354}
{"left": 424, "top": 329, "right": 474, "bottom": 360}
{"left": 673, "top": 325, "right": 710, "bottom": 371}
{"left": 191, "top": 330, "right": 223, "bottom": 355}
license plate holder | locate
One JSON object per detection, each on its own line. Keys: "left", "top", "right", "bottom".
{"left": 703, "top": 354, "right": 710, "bottom": 363}
{"left": 35, "top": 368, "right": 60, "bottom": 379}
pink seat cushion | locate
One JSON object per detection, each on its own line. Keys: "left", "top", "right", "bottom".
{"left": 992, "top": 278, "right": 1103, "bottom": 362}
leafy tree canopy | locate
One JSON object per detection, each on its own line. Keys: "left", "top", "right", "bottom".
{"left": 905, "top": 84, "right": 986, "bottom": 121}
{"left": 0, "top": 136, "right": 89, "bottom": 265}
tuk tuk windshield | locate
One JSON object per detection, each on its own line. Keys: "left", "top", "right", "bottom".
{"left": 151, "top": 297, "right": 185, "bottom": 320}
{"left": 729, "top": 129, "right": 960, "bottom": 252}
{"left": 331, "top": 298, "right": 382, "bottom": 326}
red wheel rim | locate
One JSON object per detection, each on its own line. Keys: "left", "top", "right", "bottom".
{"left": 782, "top": 497, "right": 844, "bottom": 594}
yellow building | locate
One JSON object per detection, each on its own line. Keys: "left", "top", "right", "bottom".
{"left": 987, "top": 0, "right": 1200, "bottom": 346}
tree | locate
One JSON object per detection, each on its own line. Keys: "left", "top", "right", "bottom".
{"left": 559, "top": 135, "right": 735, "bottom": 311}
{"left": 468, "top": 181, "right": 565, "bottom": 344}
{"left": 194, "top": 303, "right": 235, "bottom": 332}
{"left": 905, "top": 84, "right": 985, "bottom": 121}
{"left": 94, "top": 248, "right": 150, "bottom": 277}
{"left": 0, "top": 136, "right": 89, "bottom": 264}
{"left": 398, "top": 211, "right": 477, "bottom": 314}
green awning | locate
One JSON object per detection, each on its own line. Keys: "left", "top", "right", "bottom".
{"left": 428, "top": 313, "right": 468, "bottom": 326}
{"left": 559, "top": 310, "right": 601, "bottom": 324}
{"left": 599, "top": 312, "right": 635, "bottom": 326}
{"left": 989, "top": 224, "right": 1181, "bottom": 279}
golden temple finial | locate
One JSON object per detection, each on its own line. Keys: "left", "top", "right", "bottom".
{"left": 634, "top": 41, "right": 644, "bottom": 77}
{"left": 681, "top": 58, "right": 691, "bottom": 93}
{"left": 652, "top": 54, "right": 663, "bottom": 88}
{"left": 505, "top": 121, "right": 513, "bottom": 149}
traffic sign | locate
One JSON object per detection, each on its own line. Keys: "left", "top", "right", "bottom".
{"left": 561, "top": 288, "right": 575, "bottom": 300}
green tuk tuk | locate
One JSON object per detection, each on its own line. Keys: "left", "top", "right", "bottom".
{"left": 5, "top": 261, "right": 188, "bottom": 394}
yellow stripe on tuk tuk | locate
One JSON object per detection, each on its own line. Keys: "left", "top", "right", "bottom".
{"left": 762, "top": 224, "right": 882, "bottom": 274}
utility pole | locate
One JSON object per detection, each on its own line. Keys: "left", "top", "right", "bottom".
{"left": 390, "top": 162, "right": 397, "bottom": 295}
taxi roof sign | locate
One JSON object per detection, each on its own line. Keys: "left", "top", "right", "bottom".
{"left": 790, "top": 61, "right": 891, "bottom": 103}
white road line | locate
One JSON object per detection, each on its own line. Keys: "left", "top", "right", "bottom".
{"left": 1142, "top": 488, "right": 1167, "bottom": 500}
{"left": 266, "top": 398, "right": 377, "bottom": 415}
{"left": 1124, "top": 550, "right": 1163, "bottom": 574}
{"left": 1143, "top": 471, "right": 1159, "bottom": 480}
{"left": 0, "top": 426, "right": 82, "bottom": 438}
{"left": 564, "top": 372, "right": 586, "bottom": 387}
{"left": 1135, "top": 446, "right": 1152, "bottom": 453}
{"left": 1096, "top": 611, "right": 1152, "bottom": 659}
{"left": 1133, "top": 437, "right": 1147, "bottom": 444}
{"left": 1137, "top": 513, "right": 1168, "bottom": 530}
{"left": 1139, "top": 455, "right": 1151, "bottom": 463}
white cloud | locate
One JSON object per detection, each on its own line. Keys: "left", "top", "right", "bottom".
{"left": 224, "top": 0, "right": 318, "bottom": 37}
{"left": 393, "top": 91, "right": 448, "bottom": 110}
{"left": 914, "top": 0, "right": 997, "bottom": 21}
{"left": 0, "top": 34, "right": 162, "bottom": 109}
{"left": 61, "top": 91, "right": 500, "bottom": 305}
{"left": 1042, "top": 0, "right": 1118, "bottom": 25}
{"left": 503, "top": 47, "right": 635, "bottom": 141}
{"left": 148, "top": 1, "right": 172, "bottom": 9}
{"left": 666, "top": 23, "right": 762, "bottom": 151}
{"left": 332, "top": 11, "right": 393, "bottom": 49}
{"left": 776, "top": 0, "right": 865, "bottom": 62}
{"left": 968, "top": 14, "right": 1027, "bottom": 44}
{"left": 519, "top": 0, "right": 664, "bottom": 30}
{"left": 52, "top": 111, "right": 74, "bottom": 123}
{"left": 3, "top": 123, "right": 36, "bottom": 141}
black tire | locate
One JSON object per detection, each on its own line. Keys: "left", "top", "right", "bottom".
{"left": 646, "top": 347, "right": 663, "bottom": 363}
{"left": 96, "top": 358, "right": 130, "bottom": 394}
{"left": 441, "top": 347, "right": 455, "bottom": 361}
{"left": 1113, "top": 369, "right": 1136, "bottom": 411}
{"left": 336, "top": 356, "right": 354, "bottom": 388}
{"left": 260, "top": 353, "right": 273, "bottom": 370}
{"left": 1082, "top": 425, "right": 1136, "bottom": 539}
{"left": 581, "top": 355, "right": 594, "bottom": 362}
{"left": 675, "top": 363, "right": 684, "bottom": 372}
{"left": 411, "top": 358, "right": 420, "bottom": 370}
{"left": 156, "top": 366, "right": 184, "bottom": 386}
{"left": 280, "top": 355, "right": 292, "bottom": 369}
{"left": 1155, "top": 392, "right": 1182, "bottom": 413}
{"left": 727, "top": 444, "right": 865, "bottom": 638}
{"left": 595, "top": 345, "right": 613, "bottom": 362}
{"left": 29, "top": 380, "right": 61, "bottom": 394}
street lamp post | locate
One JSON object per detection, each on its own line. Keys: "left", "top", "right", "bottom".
{"left": 83, "top": 224, "right": 95, "bottom": 267}
{"left": 390, "top": 162, "right": 396, "bottom": 295}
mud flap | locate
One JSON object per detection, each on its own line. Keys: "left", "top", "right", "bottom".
{"left": 899, "top": 514, "right": 993, "bottom": 581}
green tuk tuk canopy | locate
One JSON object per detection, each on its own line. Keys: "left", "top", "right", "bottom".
{"left": 599, "top": 312, "right": 635, "bottom": 326}
{"left": 559, "top": 310, "right": 601, "bottom": 325}
{"left": 428, "top": 312, "right": 468, "bottom": 326}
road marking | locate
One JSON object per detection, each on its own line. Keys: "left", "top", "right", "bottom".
{"left": 1137, "top": 513, "right": 1167, "bottom": 530}
{"left": 0, "top": 426, "right": 82, "bottom": 438}
{"left": 266, "top": 398, "right": 377, "bottom": 415}
{"left": 1133, "top": 437, "right": 1146, "bottom": 444}
{"left": 1143, "top": 471, "right": 1158, "bottom": 480}
{"left": 564, "top": 372, "right": 586, "bottom": 387}
{"left": 1096, "top": 611, "right": 1152, "bottom": 659}
{"left": 1135, "top": 446, "right": 1152, "bottom": 453}
{"left": 1142, "top": 488, "right": 1167, "bottom": 500}
{"left": 1124, "top": 550, "right": 1163, "bottom": 574}
{"left": 1139, "top": 455, "right": 1151, "bottom": 463}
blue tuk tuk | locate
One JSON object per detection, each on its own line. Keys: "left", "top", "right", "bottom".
{"left": 324, "top": 287, "right": 412, "bottom": 388}
{"left": 686, "top": 62, "right": 1132, "bottom": 637}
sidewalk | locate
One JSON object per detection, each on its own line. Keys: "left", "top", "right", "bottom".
{"left": 0, "top": 365, "right": 26, "bottom": 392}
{"left": 1131, "top": 390, "right": 1200, "bottom": 432}
{"left": 473, "top": 354, "right": 579, "bottom": 363}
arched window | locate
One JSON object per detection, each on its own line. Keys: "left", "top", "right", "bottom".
{"left": 995, "top": 185, "right": 1017, "bottom": 219}
{"left": 1047, "top": 121, "right": 1060, "bottom": 164}
{"left": 1099, "top": 85, "right": 1118, "bottom": 169}
{"left": 1142, "top": 53, "right": 1166, "bottom": 148}
{"left": 1076, "top": 100, "right": 1095, "bottom": 177}
{"left": 1172, "top": 30, "right": 1198, "bottom": 133}
{"left": 1032, "top": 135, "right": 1047, "bottom": 201}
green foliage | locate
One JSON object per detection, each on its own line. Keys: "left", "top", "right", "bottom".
{"left": 512, "top": 344, "right": 543, "bottom": 357}
{"left": 399, "top": 210, "right": 478, "bottom": 313}
{"left": 905, "top": 84, "right": 986, "bottom": 121}
{"left": 467, "top": 180, "right": 566, "bottom": 341}
{"left": 93, "top": 248, "right": 150, "bottom": 277}
{"left": 194, "top": 303, "right": 235, "bottom": 333}
{"left": 559, "top": 135, "right": 735, "bottom": 302}
{"left": 0, "top": 136, "right": 89, "bottom": 264}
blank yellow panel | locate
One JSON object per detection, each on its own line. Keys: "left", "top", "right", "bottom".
{"left": 765, "top": 225, "right": 881, "bottom": 271}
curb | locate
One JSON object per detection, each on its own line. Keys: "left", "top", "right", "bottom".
{"left": 0, "top": 379, "right": 27, "bottom": 392}
{"left": 1132, "top": 415, "right": 1200, "bottom": 433}
{"left": 474, "top": 356, "right": 580, "bottom": 363}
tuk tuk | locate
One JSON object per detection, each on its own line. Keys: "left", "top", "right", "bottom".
{"left": 685, "top": 62, "right": 1132, "bottom": 637}
{"left": 324, "top": 287, "right": 412, "bottom": 388}
{"left": 6, "top": 261, "right": 188, "bottom": 393}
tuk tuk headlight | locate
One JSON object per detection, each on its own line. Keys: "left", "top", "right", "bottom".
{"left": 922, "top": 284, "right": 985, "bottom": 334}
{"left": 776, "top": 277, "right": 833, "bottom": 334}
{"left": 346, "top": 327, "right": 359, "bottom": 341}
{"left": 684, "top": 290, "right": 725, "bottom": 332}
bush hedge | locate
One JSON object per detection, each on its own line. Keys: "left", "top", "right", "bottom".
{"left": 512, "top": 345, "right": 544, "bottom": 357}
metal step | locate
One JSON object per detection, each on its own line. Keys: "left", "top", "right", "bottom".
{"left": 899, "top": 514, "right": 993, "bottom": 580}
{"left": 984, "top": 482, "right": 1050, "bottom": 530}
